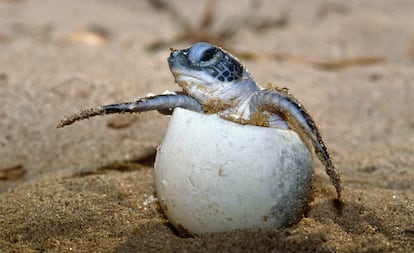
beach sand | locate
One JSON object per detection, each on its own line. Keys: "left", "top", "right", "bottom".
{"left": 0, "top": 0, "right": 413, "bottom": 252}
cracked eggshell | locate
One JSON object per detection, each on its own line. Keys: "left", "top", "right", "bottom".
{"left": 154, "top": 108, "right": 313, "bottom": 235}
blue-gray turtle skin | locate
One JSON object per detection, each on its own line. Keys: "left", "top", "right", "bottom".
{"left": 58, "top": 42, "right": 342, "bottom": 200}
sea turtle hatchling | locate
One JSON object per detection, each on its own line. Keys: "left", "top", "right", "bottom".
{"left": 57, "top": 42, "right": 342, "bottom": 200}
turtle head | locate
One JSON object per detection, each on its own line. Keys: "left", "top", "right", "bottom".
{"left": 168, "top": 42, "right": 257, "bottom": 111}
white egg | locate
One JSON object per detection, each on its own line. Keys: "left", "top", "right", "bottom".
{"left": 154, "top": 108, "right": 313, "bottom": 235}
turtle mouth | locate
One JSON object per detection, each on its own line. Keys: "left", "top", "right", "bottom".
{"left": 168, "top": 49, "right": 189, "bottom": 70}
{"left": 172, "top": 72, "right": 206, "bottom": 88}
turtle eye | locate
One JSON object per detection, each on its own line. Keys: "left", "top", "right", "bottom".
{"left": 188, "top": 42, "right": 220, "bottom": 66}
{"left": 200, "top": 48, "right": 217, "bottom": 62}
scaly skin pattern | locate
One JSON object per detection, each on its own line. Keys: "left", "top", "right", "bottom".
{"left": 58, "top": 42, "right": 342, "bottom": 200}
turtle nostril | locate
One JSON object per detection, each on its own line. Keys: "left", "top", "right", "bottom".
{"left": 170, "top": 50, "right": 180, "bottom": 58}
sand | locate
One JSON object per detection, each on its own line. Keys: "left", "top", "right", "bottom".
{"left": 0, "top": 0, "right": 413, "bottom": 252}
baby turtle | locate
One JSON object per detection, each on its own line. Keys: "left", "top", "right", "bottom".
{"left": 58, "top": 42, "right": 342, "bottom": 200}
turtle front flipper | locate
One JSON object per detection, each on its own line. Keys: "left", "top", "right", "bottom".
{"left": 57, "top": 93, "right": 202, "bottom": 128}
{"left": 250, "top": 88, "right": 343, "bottom": 200}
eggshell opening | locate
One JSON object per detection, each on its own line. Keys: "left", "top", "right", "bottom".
{"left": 154, "top": 108, "right": 313, "bottom": 235}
